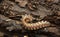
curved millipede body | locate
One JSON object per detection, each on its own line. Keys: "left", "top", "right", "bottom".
{"left": 21, "top": 14, "right": 51, "bottom": 30}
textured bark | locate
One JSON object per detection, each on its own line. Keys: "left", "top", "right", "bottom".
{"left": 0, "top": 0, "right": 60, "bottom": 37}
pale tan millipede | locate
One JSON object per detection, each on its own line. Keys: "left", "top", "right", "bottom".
{"left": 21, "top": 14, "right": 51, "bottom": 30}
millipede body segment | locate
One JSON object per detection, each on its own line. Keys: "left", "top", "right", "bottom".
{"left": 21, "top": 14, "right": 51, "bottom": 30}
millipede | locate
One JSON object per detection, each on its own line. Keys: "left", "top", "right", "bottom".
{"left": 21, "top": 14, "right": 51, "bottom": 30}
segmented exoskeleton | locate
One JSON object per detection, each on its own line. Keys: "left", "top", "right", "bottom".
{"left": 21, "top": 14, "right": 51, "bottom": 30}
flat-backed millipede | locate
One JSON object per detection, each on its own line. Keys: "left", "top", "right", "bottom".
{"left": 21, "top": 14, "right": 51, "bottom": 30}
